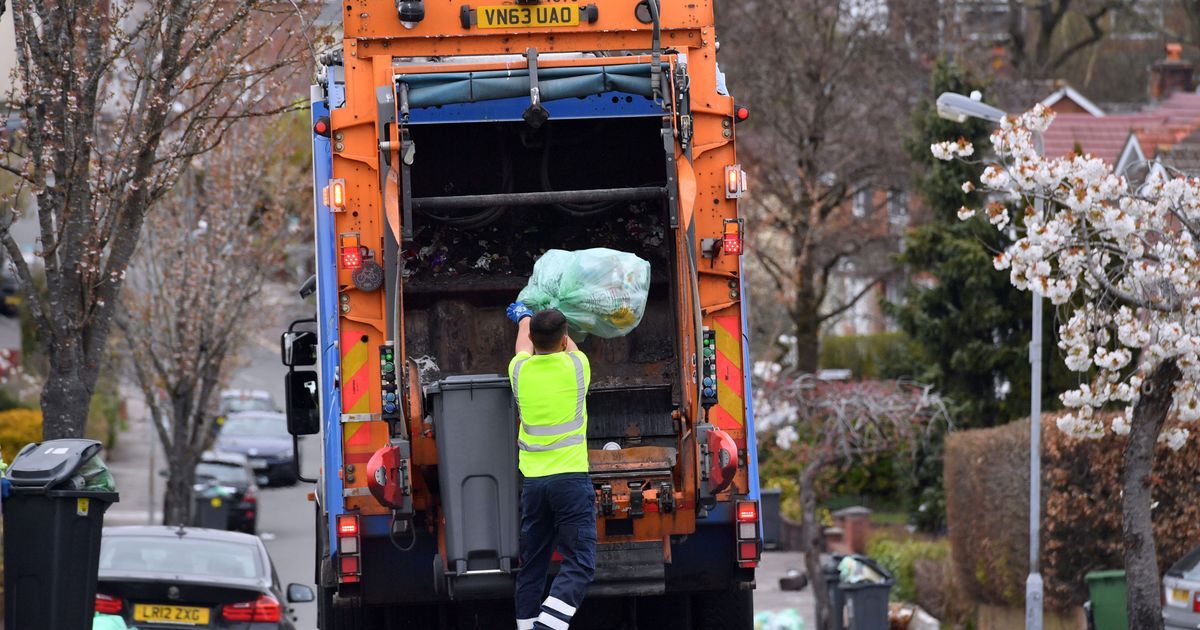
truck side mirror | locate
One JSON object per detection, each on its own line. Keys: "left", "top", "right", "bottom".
{"left": 281, "top": 330, "right": 318, "bottom": 367}
{"left": 285, "top": 370, "right": 321, "bottom": 436}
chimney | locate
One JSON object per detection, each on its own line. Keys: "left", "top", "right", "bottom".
{"left": 1150, "top": 43, "right": 1194, "bottom": 101}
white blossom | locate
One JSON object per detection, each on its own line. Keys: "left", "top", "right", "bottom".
{"left": 934, "top": 104, "right": 1200, "bottom": 447}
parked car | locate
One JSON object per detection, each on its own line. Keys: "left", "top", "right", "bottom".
{"left": 1165, "top": 545, "right": 1200, "bottom": 629}
{"left": 219, "top": 389, "right": 279, "bottom": 416}
{"left": 95, "top": 526, "right": 314, "bottom": 629}
{"left": 195, "top": 451, "right": 259, "bottom": 534}
{"left": 213, "top": 411, "right": 297, "bottom": 486}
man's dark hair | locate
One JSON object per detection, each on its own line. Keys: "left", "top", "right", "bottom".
{"left": 529, "top": 309, "right": 569, "bottom": 352}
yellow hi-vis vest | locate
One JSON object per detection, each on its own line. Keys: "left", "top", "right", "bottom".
{"left": 508, "top": 350, "right": 591, "bottom": 477}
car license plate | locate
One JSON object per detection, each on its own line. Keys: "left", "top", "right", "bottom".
{"left": 476, "top": 4, "right": 580, "bottom": 29}
{"left": 1171, "top": 587, "right": 1190, "bottom": 603}
{"left": 133, "top": 603, "right": 210, "bottom": 625}
{"left": 250, "top": 458, "right": 268, "bottom": 469}
{"left": 4, "top": 296, "right": 20, "bottom": 306}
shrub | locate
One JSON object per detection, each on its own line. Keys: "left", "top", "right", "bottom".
{"left": 819, "top": 333, "right": 920, "bottom": 379}
{"left": 945, "top": 411, "right": 1200, "bottom": 611}
{"left": 1041, "top": 411, "right": 1200, "bottom": 609}
{"left": 945, "top": 418, "right": 1029, "bottom": 607}
{"left": 0, "top": 408, "right": 43, "bottom": 464}
{"left": 867, "top": 536, "right": 950, "bottom": 603}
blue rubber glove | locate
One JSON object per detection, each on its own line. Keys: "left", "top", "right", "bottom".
{"left": 506, "top": 301, "right": 534, "bottom": 323}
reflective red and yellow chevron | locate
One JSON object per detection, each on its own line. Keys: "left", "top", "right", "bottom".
{"left": 709, "top": 315, "right": 745, "bottom": 431}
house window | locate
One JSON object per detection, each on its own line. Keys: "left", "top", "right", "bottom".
{"left": 887, "top": 190, "right": 909, "bottom": 224}
{"left": 852, "top": 189, "right": 871, "bottom": 218}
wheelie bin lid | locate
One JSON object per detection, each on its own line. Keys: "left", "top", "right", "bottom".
{"left": 7, "top": 439, "right": 103, "bottom": 489}
{"left": 427, "top": 374, "right": 512, "bottom": 393}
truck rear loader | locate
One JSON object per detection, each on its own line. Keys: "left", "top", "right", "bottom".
{"left": 280, "top": 1, "right": 762, "bottom": 627}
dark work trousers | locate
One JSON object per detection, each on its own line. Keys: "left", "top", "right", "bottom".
{"left": 515, "top": 472, "right": 597, "bottom": 630}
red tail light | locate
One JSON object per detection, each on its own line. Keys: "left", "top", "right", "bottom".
{"left": 736, "top": 501, "right": 758, "bottom": 523}
{"left": 738, "top": 541, "right": 758, "bottom": 561}
{"left": 341, "top": 554, "right": 360, "bottom": 575}
{"left": 244, "top": 486, "right": 257, "bottom": 504}
{"left": 337, "top": 514, "right": 359, "bottom": 536}
{"left": 1192, "top": 591, "right": 1200, "bottom": 613}
{"left": 95, "top": 592, "right": 123, "bottom": 615}
{"left": 222, "top": 594, "right": 282, "bottom": 622}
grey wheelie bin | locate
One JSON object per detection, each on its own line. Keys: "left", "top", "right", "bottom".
{"left": 3, "top": 438, "right": 119, "bottom": 630}
{"left": 428, "top": 374, "right": 520, "bottom": 598}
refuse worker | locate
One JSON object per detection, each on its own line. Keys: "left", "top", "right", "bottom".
{"left": 506, "top": 302, "right": 596, "bottom": 630}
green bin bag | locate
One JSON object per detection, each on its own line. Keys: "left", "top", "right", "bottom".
{"left": 518, "top": 248, "right": 651, "bottom": 339}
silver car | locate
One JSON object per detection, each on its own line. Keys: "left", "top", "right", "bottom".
{"left": 1164, "top": 546, "right": 1200, "bottom": 629}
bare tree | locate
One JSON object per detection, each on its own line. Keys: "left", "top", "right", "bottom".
{"left": 119, "top": 121, "right": 297, "bottom": 526}
{"left": 720, "top": 0, "right": 921, "bottom": 371}
{"left": 756, "top": 373, "right": 949, "bottom": 628}
{"left": 0, "top": 0, "right": 317, "bottom": 439}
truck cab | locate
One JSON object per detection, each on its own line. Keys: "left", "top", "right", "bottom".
{"left": 282, "top": 1, "right": 762, "bottom": 627}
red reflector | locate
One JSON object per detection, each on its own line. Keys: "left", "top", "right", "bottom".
{"left": 738, "top": 541, "right": 758, "bottom": 560}
{"left": 735, "top": 106, "right": 750, "bottom": 121}
{"left": 552, "top": 550, "right": 564, "bottom": 562}
{"left": 736, "top": 501, "right": 758, "bottom": 522}
{"left": 95, "top": 593, "right": 123, "bottom": 615}
{"left": 341, "top": 554, "right": 361, "bottom": 575}
{"left": 723, "top": 232, "right": 742, "bottom": 255}
{"left": 222, "top": 594, "right": 282, "bottom": 622}
{"left": 341, "top": 247, "right": 363, "bottom": 270}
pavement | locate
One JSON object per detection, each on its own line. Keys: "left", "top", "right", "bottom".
{"left": 756, "top": 550, "right": 817, "bottom": 625}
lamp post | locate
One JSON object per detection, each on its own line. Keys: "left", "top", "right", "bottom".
{"left": 936, "top": 91, "right": 1044, "bottom": 630}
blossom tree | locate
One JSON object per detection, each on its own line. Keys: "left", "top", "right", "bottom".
{"left": 933, "top": 106, "right": 1200, "bottom": 627}
{"left": 755, "top": 372, "right": 948, "bottom": 628}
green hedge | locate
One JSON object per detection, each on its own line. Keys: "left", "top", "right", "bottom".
{"left": 819, "top": 333, "right": 923, "bottom": 379}
{"left": 867, "top": 537, "right": 951, "bottom": 603}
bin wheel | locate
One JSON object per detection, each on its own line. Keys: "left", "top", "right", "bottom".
{"left": 691, "top": 589, "right": 753, "bottom": 630}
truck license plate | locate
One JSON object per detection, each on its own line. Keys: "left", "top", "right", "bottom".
{"left": 134, "top": 603, "right": 210, "bottom": 625}
{"left": 476, "top": 5, "right": 580, "bottom": 28}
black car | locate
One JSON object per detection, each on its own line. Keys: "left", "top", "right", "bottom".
{"left": 214, "top": 412, "right": 297, "bottom": 487}
{"left": 195, "top": 452, "right": 259, "bottom": 534}
{"left": 96, "top": 526, "right": 314, "bottom": 629}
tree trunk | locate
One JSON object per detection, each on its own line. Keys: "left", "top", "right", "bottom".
{"left": 1122, "top": 359, "right": 1179, "bottom": 630}
{"left": 800, "top": 465, "right": 832, "bottom": 629}
{"left": 39, "top": 353, "right": 98, "bottom": 439}
{"left": 163, "top": 452, "right": 198, "bottom": 527}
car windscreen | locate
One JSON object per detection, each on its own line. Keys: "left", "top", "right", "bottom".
{"left": 196, "top": 462, "right": 248, "bottom": 484}
{"left": 100, "top": 536, "right": 263, "bottom": 579}
{"left": 220, "top": 416, "right": 289, "bottom": 438}
{"left": 224, "top": 397, "right": 275, "bottom": 413}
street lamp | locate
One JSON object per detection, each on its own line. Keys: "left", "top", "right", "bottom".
{"left": 936, "top": 91, "right": 1045, "bottom": 630}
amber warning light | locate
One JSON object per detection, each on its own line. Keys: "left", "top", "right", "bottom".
{"left": 322, "top": 178, "right": 347, "bottom": 211}
{"left": 725, "top": 165, "right": 747, "bottom": 199}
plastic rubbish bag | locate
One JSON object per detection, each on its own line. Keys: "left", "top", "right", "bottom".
{"left": 838, "top": 555, "right": 887, "bottom": 585}
{"left": 68, "top": 453, "right": 116, "bottom": 492}
{"left": 518, "top": 248, "right": 651, "bottom": 339}
{"left": 754, "top": 609, "right": 805, "bottom": 630}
